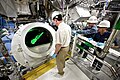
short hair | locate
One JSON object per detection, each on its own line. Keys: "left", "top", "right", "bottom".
{"left": 53, "top": 14, "right": 62, "bottom": 21}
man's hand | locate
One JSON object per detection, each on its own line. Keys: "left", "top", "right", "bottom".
{"left": 97, "top": 42, "right": 105, "bottom": 46}
{"left": 52, "top": 53, "right": 57, "bottom": 58}
{"left": 88, "top": 38, "right": 93, "bottom": 41}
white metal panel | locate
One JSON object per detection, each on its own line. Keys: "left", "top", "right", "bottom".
{"left": 11, "top": 22, "right": 55, "bottom": 67}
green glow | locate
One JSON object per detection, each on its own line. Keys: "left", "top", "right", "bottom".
{"left": 28, "top": 29, "right": 33, "bottom": 32}
{"left": 84, "top": 42, "right": 94, "bottom": 48}
{"left": 29, "top": 29, "right": 37, "bottom": 32}
{"left": 114, "top": 18, "right": 120, "bottom": 30}
{"left": 31, "top": 32, "right": 44, "bottom": 44}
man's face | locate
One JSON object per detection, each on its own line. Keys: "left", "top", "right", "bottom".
{"left": 98, "top": 27, "right": 103, "bottom": 32}
{"left": 98, "top": 27, "right": 106, "bottom": 32}
{"left": 88, "top": 23, "right": 95, "bottom": 27}
{"left": 53, "top": 19, "right": 57, "bottom": 25}
{"left": 53, "top": 19, "right": 59, "bottom": 26}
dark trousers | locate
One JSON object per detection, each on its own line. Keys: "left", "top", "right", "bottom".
{"left": 79, "top": 43, "right": 89, "bottom": 58}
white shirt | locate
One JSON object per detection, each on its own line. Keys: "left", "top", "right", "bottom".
{"left": 55, "top": 22, "right": 71, "bottom": 47}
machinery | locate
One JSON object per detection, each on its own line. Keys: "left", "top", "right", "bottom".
{"left": 11, "top": 22, "right": 55, "bottom": 68}
{"left": 70, "top": 32, "right": 120, "bottom": 80}
{"left": 0, "top": 0, "right": 120, "bottom": 80}
{"left": 0, "top": 29, "right": 22, "bottom": 80}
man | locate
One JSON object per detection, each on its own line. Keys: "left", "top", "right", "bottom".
{"left": 77, "top": 16, "right": 98, "bottom": 37}
{"left": 52, "top": 14, "right": 71, "bottom": 75}
{"left": 93, "top": 20, "right": 118, "bottom": 47}
{"left": 76, "top": 16, "right": 98, "bottom": 58}
{"left": 91, "top": 20, "right": 119, "bottom": 71}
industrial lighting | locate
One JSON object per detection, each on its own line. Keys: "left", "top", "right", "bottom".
{"left": 31, "top": 32, "right": 44, "bottom": 44}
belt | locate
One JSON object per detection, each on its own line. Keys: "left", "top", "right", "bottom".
{"left": 61, "top": 46, "right": 69, "bottom": 48}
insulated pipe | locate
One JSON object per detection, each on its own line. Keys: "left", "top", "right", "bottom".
{"left": 71, "top": 34, "right": 77, "bottom": 57}
{"left": 64, "top": 5, "right": 69, "bottom": 23}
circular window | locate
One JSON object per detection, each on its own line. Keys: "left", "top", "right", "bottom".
{"left": 25, "top": 27, "right": 53, "bottom": 53}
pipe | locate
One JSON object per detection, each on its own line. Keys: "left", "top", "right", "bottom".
{"left": 65, "top": 5, "right": 69, "bottom": 23}
{"left": 75, "top": 43, "right": 118, "bottom": 79}
{"left": 71, "top": 34, "right": 77, "bottom": 57}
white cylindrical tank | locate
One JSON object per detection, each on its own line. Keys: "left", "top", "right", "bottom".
{"left": 11, "top": 22, "right": 55, "bottom": 67}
